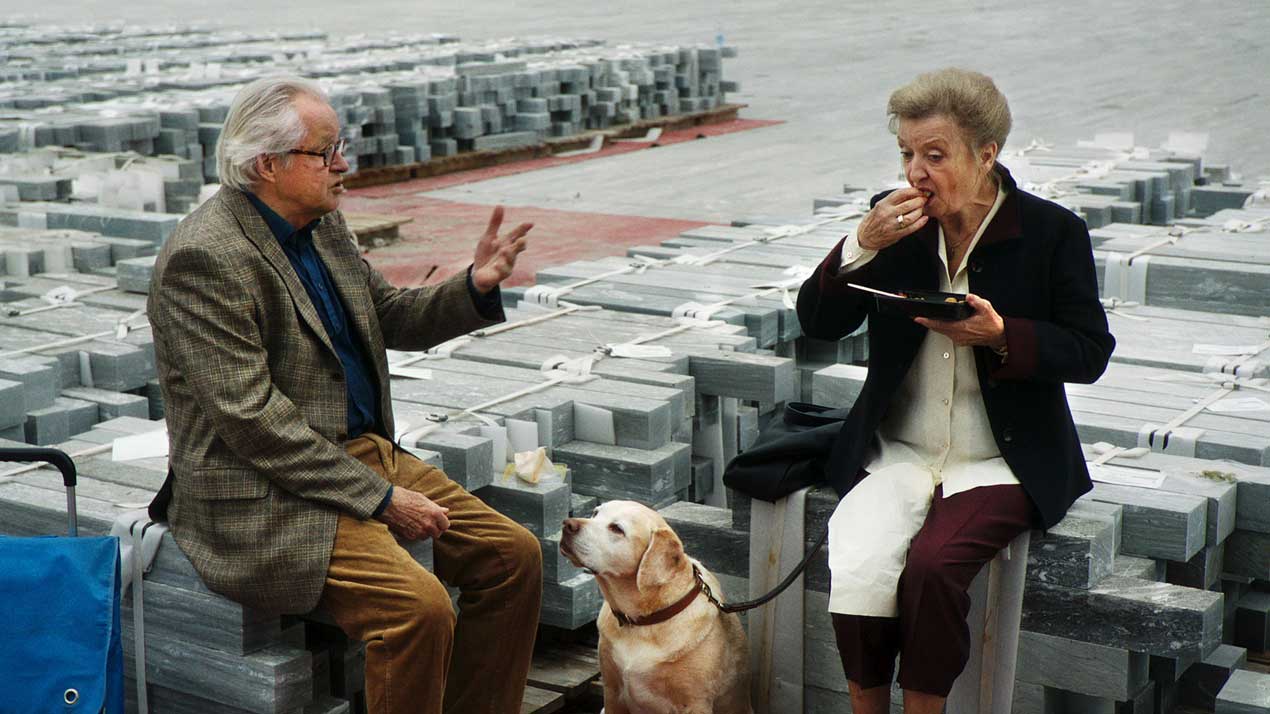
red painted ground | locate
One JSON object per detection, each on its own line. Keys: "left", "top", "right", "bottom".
{"left": 342, "top": 118, "right": 783, "bottom": 287}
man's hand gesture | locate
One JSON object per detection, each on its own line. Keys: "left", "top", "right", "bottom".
{"left": 379, "top": 488, "right": 451, "bottom": 541}
{"left": 472, "top": 206, "right": 532, "bottom": 294}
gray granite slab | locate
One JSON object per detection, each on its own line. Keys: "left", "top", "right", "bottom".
{"left": 1087, "top": 482, "right": 1206, "bottom": 561}
{"left": 1225, "top": 530, "right": 1270, "bottom": 580}
{"left": 1021, "top": 575, "right": 1223, "bottom": 661}
{"left": 1016, "top": 630, "right": 1149, "bottom": 700}
{"left": 1216, "top": 669, "right": 1270, "bottom": 714}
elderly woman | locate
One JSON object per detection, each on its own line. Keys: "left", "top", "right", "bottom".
{"left": 796, "top": 68, "right": 1114, "bottom": 714}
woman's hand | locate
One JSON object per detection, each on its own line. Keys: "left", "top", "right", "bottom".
{"left": 856, "top": 187, "right": 929, "bottom": 251}
{"left": 914, "top": 293, "right": 1006, "bottom": 349}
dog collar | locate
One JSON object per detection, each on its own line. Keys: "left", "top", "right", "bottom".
{"left": 613, "top": 571, "right": 704, "bottom": 627}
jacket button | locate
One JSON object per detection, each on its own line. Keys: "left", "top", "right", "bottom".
{"left": 1002, "top": 428, "right": 1014, "bottom": 444}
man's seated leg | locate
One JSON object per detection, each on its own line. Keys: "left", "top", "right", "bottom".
{"left": 351, "top": 433, "right": 544, "bottom": 714}
{"left": 318, "top": 511, "right": 456, "bottom": 714}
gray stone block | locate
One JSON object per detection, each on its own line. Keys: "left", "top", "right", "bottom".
{"left": 0, "top": 356, "right": 60, "bottom": 411}
{"left": 1087, "top": 482, "right": 1207, "bottom": 562}
{"left": 1180, "top": 644, "right": 1249, "bottom": 711}
{"left": 0, "top": 378, "right": 27, "bottom": 429}
{"left": 472, "top": 477, "right": 570, "bottom": 538}
{"left": 59, "top": 386, "right": 150, "bottom": 421}
{"left": 122, "top": 626, "right": 312, "bottom": 713}
{"left": 555, "top": 440, "right": 690, "bottom": 506}
{"left": 540, "top": 572, "right": 601, "bottom": 630}
{"left": 1227, "top": 530, "right": 1270, "bottom": 580}
{"left": 24, "top": 403, "right": 69, "bottom": 445}
{"left": 1233, "top": 590, "right": 1270, "bottom": 651}
{"left": 117, "top": 254, "right": 157, "bottom": 294}
{"left": 1028, "top": 501, "right": 1118, "bottom": 588}
{"left": 1216, "top": 669, "right": 1270, "bottom": 714}
{"left": 1022, "top": 575, "right": 1223, "bottom": 662}
{"left": 1016, "top": 630, "right": 1149, "bottom": 700}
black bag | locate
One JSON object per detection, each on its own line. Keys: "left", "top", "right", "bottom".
{"left": 722, "top": 402, "right": 850, "bottom": 502}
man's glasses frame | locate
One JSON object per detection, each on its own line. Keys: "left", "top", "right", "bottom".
{"left": 287, "top": 137, "right": 347, "bottom": 167}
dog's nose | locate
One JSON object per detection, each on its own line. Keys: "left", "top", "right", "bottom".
{"left": 562, "top": 518, "right": 582, "bottom": 535}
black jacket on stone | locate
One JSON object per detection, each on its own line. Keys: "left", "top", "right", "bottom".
{"left": 796, "top": 164, "right": 1115, "bottom": 529}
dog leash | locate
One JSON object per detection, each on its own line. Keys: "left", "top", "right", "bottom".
{"left": 612, "top": 524, "right": 829, "bottom": 626}
{"left": 698, "top": 524, "right": 829, "bottom": 615}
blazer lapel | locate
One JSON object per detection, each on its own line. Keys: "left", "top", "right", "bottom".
{"left": 312, "top": 218, "right": 392, "bottom": 400}
{"left": 219, "top": 188, "right": 335, "bottom": 355}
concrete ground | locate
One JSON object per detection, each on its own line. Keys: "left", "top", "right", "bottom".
{"left": 15, "top": 0, "right": 1270, "bottom": 280}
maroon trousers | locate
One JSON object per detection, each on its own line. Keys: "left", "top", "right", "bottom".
{"left": 832, "top": 483, "right": 1035, "bottom": 696}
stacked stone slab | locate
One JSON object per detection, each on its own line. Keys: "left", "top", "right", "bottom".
{"left": 379, "top": 300, "right": 797, "bottom": 627}
{"left": 1, "top": 23, "right": 737, "bottom": 183}
{"left": 1091, "top": 219, "right": 1270, "bottom": 317}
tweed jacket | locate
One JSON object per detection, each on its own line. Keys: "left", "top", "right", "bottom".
{"left": 148, "top": 186, "right": 501, "bottom": 613}
{"left": 796, "top": 164, "right": 1115, "bottom": 529}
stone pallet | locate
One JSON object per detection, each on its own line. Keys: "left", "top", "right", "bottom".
{"left": 0, "top": 24, "right": 735, "bottom": 183}
{"left": 1097, "top": 303, "right": 1270, "bottom": 378}
{"left": 0, "top": 147, "right": 203, "bottom": 214}
{"left": 1092, "top": 221, "right": 1270, "bottom": 316}
{"left": 664, "top": 488, "right": 1234, "bottom": 714}
{"left": 1002, "top": 139, "right": 1208, "bottom": 226}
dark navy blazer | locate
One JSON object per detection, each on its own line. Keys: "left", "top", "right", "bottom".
{"left": 796, "top": 164, "right": 1115, "bottom": 529}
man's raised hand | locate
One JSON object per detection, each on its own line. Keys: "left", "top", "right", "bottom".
{"left": 472, "top": 206, "right": 532, "bottom": 294}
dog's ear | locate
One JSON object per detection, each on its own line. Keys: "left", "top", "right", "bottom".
{"left": 635, "top": 526, "right": 685, "bottom": 592}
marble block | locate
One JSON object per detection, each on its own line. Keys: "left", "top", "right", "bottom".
{"left": 1180, "top": 644, "right": 1249, "bottom": 710}
{"left": 473, "top": 477, "right": 570, "bottom": 538}
{"left": 411, "top": 431, "right": 493, "bottom": 491}
{"left": 1021, "top": 575, "right": 1223, "bottom": 661}
{"left": 0, "top": 356, "right": 59, "bottom": 411}
{"left": 1233, "top": 590, "right": 1270, "bottom": 651}
{"left": 122, "top": 626, "right": 312, "bottom": 713}
{"left": 1113, "top": 555, "right": 1163, "bottom": 581}
{"left": 1045, "top": 681, "right": 1154, "bottom": 714}
{"left": 555, "top": 439, "right": 690, "bottom": 505}
{"left": 1016, "top": 630, "right": 1149, "bottom": 700}
{"left": 59, "top": 386, "right": 149, "bottom": 421}
{"left": 539, "top": 530, "right": 583, "bottom": 583}
{"left": 540, "top": 572, "right": 601, "bottom": 630}
{"left": 1166, "top": 542, "right": 1225, "bottom": 589}
{"left": 1216, "top": 670, "right": 1270, "bottom": 714}
{"left": 1087, "top": 482, "right": 1206, "bottom": 562}
{"left": 658, "top": 501, "right": 749, "bottom": 579}
{"left": 1028, "top": 503, "right": 1118, "bottom": 588}
{"left": 568, "top": 492, "right": 598, "bottom": 517}
{"left": 1226, "top": 531, "right": 1270, "bottom": 580}
{"left": 0, "top": 378, "right": 25, "bottom": 429}
{"left": 122, "top": 579, "right": 282, "bottom": 656}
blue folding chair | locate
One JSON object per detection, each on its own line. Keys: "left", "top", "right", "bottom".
{"left": 0, "top": 447, "right": 124, "bottom": 714}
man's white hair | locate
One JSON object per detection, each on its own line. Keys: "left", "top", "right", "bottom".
{"left": 216, "top": 76, "right": 328, "bottom": 191}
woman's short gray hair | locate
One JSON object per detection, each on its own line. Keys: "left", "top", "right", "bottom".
{"left": 216, "top": 76, "right": 328, "bottom": 191}
{"left": 887, "top": 68, "right": 1011, "bottom": 152}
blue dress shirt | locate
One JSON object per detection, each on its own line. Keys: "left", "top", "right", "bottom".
{"left": 245, "top": 194, "right": 502, "bottom": 517}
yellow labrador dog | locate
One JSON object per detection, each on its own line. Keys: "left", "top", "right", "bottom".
{"left": 561, "top": 500, "right": 752, "bottom": 714}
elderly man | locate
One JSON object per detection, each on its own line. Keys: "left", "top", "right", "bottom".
{"left": 147, "top": 76, "right": 542, "bottom": 714}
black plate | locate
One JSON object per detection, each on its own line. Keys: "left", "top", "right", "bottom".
{"left": 873, "top": 288, "right": 973, "bottom": 321}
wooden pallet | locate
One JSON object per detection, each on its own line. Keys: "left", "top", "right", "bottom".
{"left": 525, "top": 640, "right": 603, "bottom": 713}
{"left": 343, "top": 104, "right": 746, "bottom": 190}
{"left": 343, "top": 212, "right": 413, "bottom": 249}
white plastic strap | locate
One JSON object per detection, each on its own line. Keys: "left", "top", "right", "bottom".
{"left": 539, "top": 355, "right": 595, "bottom": 383}
{"left": 0, "top": 444, "right": 113, "bottom": 483}
{"left": 398, "top": 370, "right": 583, "bottom": 444}
{"left": 1101, "top": 253, "right": 1151, "bottom": 304}
{"left": 472, "top": 303, "right": 599, "bottom": 338}
{"left": 1099, "top": 297, "right": 1148, "bottom": 322}
{"left": 0, "top": 322, "right": 151, "bottom": 360}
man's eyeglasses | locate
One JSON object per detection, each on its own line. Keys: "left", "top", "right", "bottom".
{"left": 287, "top": 138, "right": 348, "bottom": 167}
